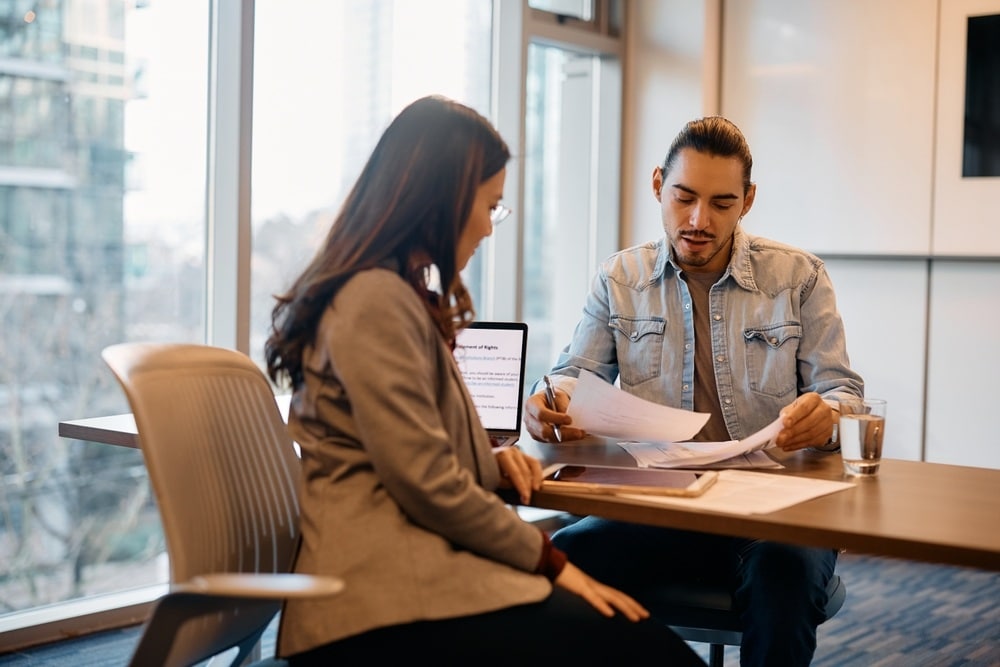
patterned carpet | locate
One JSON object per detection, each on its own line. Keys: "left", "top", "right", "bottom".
{"left": 693, "top": 552, "right": 1000, "bottom": 667}
{"left": 807, "top": 553, "right": 1000, "bottom": 667}
{"left": 1, "top": 552, "right": 997, "bottom": 666}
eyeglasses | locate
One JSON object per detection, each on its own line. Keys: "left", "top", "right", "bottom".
{"left": 490, "top": 204, "right": 512, "bottom": 225}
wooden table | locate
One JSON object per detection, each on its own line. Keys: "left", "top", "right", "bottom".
{"left": 522, "top": 437, "right": 1000, "bottom": 572}
{"left": 60, "top": 413, "right": 1000, "bottom": 572}
{"left": 59, "top": 413, "right": 138, "bottom": 448}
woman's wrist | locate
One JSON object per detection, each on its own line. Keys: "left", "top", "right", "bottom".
{"left": 535, "top": 531, "right": 568, "bottom": 581}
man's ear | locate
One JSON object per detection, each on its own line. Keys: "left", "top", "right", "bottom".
{"left": 652, "top": 166, "right": 664, "bottom": 201}
{"left": 741, "top": 183, "right": 757, "bottom": 217}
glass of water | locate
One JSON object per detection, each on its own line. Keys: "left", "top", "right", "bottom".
{"left": 838, "top": 398, "right": 887, "bottom": 477}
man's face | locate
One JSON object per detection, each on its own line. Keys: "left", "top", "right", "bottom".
{"left": 653, "top": 148, "right": 756, "bottom": 274}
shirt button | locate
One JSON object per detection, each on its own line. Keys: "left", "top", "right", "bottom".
{"left": 631, "top": 332, "right": 639, "bottom": 340}
{"left": 716, "top": 355, "right": 725, "bottom": 362}
{"left": 682, "top": 384, "right": 690, "bottom": 391}
{"left": 769, "top": 337, "right": 778, "bottom": 345}
{"left": 684, "top": 303, "right": 691, "bottom": 310}
{"left": 713, "top": 314, "right": 722, "bottom": 321}
{"left": 684, "top": 343, "right": 691, "bottom": 350}
{"left": 724, "top": 398, "right": 732, "bottom": 405}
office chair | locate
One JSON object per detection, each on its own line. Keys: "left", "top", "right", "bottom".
{"left": 648, "top": 573, "right": 847, "bottom": 667}
{"left": 102, "top": 342, "right": 345, "bottom": 667}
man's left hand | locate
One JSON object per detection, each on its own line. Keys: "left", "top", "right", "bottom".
{"left": 775, "top": 392, "right": 836, "bottom": 451}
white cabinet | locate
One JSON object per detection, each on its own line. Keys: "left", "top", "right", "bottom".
{"left": 932, "top": 0, "right": 1000, "bottom": 256}
{"left": 721, "top": 0, "right": 937, "bottom": 255}
{"left": 825, "top": 260, "right": 927, "bottom": 462}
{"left": 925, "top": 262, "right": 1000, "bottom": 469}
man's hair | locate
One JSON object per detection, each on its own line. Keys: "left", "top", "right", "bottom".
{"left": 661, "top": 116, "right": 753, "bottom": 194}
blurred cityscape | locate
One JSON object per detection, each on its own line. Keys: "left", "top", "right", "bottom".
{"left": 0, "top": 0, "right": 493, "bottom": 618}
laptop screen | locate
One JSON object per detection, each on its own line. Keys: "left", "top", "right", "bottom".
{"left": 454, "top": 322, "right": 528, "bottom": 434}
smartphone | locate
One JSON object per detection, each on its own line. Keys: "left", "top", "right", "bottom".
{"left": 542, "top": 464, "right": 718, "bottom": 497}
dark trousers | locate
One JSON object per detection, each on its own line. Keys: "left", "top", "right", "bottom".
{"left": 552, "top": 516, "right": 838, "bottom": 667}
{"left": 287, "top": 585, "right": 706, "bottom": 666}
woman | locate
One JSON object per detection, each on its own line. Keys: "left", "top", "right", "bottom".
{"left": 265, "top": 95, "right": 703, "bottom": 665}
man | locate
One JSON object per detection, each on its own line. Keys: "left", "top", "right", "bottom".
{"left": 524, "top": 116, "right": 863, "bottom": 666}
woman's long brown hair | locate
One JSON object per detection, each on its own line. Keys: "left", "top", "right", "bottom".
{"left": 265, "top": 95, "right": 510, "bottom": 388}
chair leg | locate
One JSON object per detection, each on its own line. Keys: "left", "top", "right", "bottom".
{"left": 708, "top": 643, "right": 725, "bottom": 667}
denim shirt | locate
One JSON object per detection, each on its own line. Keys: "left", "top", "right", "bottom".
{"left": 546, "top": 227, "right": 864, "bottom": 440}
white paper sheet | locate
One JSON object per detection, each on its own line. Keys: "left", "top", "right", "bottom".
{"left": 619, "top": 448, "right": 784, "bottom": 470}
{"left": 618, "top": 469, "right": 855, "bottom": 515}
{"left": 566, "top": 370, "right": 784, "bottom": 468}
{"left": 566, "top": 370, "right": 710, "bottom": 443}
{"left": 618, "top": 416, "right": 784, "bottom": 468}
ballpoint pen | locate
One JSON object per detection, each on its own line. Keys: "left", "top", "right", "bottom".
{"left": 542, "top": 374, "right": 563, "bottom": 443}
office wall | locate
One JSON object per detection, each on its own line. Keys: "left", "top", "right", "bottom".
{"left": 624, "top": 0, "right": 1000, "bottom": 468}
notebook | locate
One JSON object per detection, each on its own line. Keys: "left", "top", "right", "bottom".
{"left": 454, "top": 321, "right": 529, "bottom": 448}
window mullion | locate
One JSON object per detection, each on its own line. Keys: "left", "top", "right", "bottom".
{"left": 205, "top": 0, "right": 254, "bottom": 352}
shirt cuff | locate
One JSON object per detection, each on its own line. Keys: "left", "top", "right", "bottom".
{"left": 535, "top": 531, "right": 568, "bottom": 581}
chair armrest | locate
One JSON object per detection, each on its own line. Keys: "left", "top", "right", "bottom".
{"left": 174, "top": 573, "right": 344, "bottom": 599}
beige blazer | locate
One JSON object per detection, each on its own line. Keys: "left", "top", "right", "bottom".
{"left": 277, "top": 268, "right": 551, "bottom": 657}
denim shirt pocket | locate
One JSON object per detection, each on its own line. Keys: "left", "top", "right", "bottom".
{"left": 609, "top": 316, "right": 666, "bottom": 386}
{"left": 743, "top": 323, "right": 801, "bottom": 398}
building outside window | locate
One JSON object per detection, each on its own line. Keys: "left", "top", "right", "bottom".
{"left": 0, "top": 0, "right": 624, "bottom": 646}
{"left": 1, "top": 0, "right": 207, "bottom": 617}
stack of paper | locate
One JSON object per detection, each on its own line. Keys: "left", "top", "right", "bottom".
{"left": 566, "top": 370, "right": 784, "bottom": 469}
{"left": 618, "top": 469, "right": 854, "bottom": 515}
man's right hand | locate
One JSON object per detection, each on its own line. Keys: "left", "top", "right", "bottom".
{"left": 523, "top": 390, "right": 586, "bottom": 442}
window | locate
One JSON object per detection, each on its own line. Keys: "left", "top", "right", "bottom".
{"left": 0, "top": 0, "right": 627, "bottom": 647}
{"left": 0, "top": 0, "right": 208, "bottom": 624}
{"left": 520, "top": 4, "right": 623, "bottom": 387}
{"left": 250, "top": 0, "right": 494, "bottom": 364}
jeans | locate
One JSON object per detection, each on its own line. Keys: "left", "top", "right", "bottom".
{"left": 552, "top": 516, "right": 838, "bottom": 667}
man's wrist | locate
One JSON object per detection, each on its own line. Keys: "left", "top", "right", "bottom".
{"left": 813, "top": 408, "right": 841, "bottom": 452}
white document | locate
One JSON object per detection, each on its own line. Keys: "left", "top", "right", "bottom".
{"left": 619, "top": 416, "right": 784, "bottom": 469}
{"left": 566, "top": 370, "right": 710, "bottom": 443}
{"left": 624, "top": 449, "right": 784, "bottom": 470}
{"left": 566, "top": 370, "right": 783, "bottom": 468}
{"left": 618, "top": 469, "right": 855, "bottom": 515}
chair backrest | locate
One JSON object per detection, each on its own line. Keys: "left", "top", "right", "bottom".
{"left": 103, "top": 342, "right": 301, "bottom": 580}
{"left": 102, "top": 342, "right": 302, "bottom": 665}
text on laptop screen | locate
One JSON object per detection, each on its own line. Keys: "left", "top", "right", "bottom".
{"left": 454, "top": 323, "right": 527, "bottom": 432}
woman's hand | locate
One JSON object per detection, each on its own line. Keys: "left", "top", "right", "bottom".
{"left": 554, "top": 562, "right": 650, "bottom": 622}
{"left": 495, "top": 445, "right": 543, "bottom": 504}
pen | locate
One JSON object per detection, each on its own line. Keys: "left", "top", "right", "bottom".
{"left": 542, "top": 375, "right": 563, "bottom": 443}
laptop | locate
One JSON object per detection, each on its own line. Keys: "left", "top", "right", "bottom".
{"left": 454, "top": 321, "right": 529, "bottom": 448}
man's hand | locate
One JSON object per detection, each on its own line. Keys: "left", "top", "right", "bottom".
{"left": 775, "top": 392, "right": 836, "bottom": 451}
{"left": 523, "top": 390, "right": 586, "bottom": 442}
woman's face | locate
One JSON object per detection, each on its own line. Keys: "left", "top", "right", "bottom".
{"left": 456, "top": 167, "right": 506, "bottom": 271}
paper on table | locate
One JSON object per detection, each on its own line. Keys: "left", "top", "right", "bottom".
{"left": 621, "top": 449, "right": 784, "bottom": 470}
{"left": 619, "top": 416, "right": 784, "bottom": 469}
{"left": 618, "top": 469, "right": 855, "bottom": 515}
{"left": 565, "top": 370, "right": 710, "bottom": 443}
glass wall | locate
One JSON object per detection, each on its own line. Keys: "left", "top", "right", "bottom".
{"left": 0, "top": 0, "right": 625, "bottom": 646}
{"left": 0, "top": 0, "right": 208, "bottom": 617}
{"left": 250, "top": 0, "right": 494, "bottom": 366}
{"left": 521, "top": 26, "right": 622, "bottom": 388}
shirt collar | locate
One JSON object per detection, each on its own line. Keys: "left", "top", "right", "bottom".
{"left": 662, "top": 226, "right": 759, "bottom": 292}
